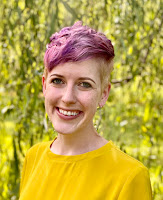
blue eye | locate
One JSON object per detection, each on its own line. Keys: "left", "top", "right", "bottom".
{"left": 80, "top": 82, "right": 92, "bottom": 88}
{"left": 52, "top": 78, "right": 63, "bottom": 84}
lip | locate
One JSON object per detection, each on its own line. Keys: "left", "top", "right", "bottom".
{"left": 56, "top": 107, "right": 83, "bottom": 120}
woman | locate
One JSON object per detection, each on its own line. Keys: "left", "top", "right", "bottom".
{"left": 19, "top": 21, "right": 152, "bottom": 200}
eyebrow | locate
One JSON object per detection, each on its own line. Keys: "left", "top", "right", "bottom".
{"left": 50, "top": 74, "right": 64, "bottom": 78}
{"left": 50, "top": 74, "right": 96, "bottom": 84}
{"left": 78, "top": 77, "right": 96, "bottom": 84}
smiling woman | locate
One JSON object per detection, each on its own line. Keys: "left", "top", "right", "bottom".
{"left": 19, "top": 21, "right": 152, "bottom": 200}
{"left": 42, "top": 60, "right": 107, "bottom": 138}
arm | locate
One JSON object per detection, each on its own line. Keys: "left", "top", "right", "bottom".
{"left": 118, "top": 166, "right": 152, "bottom": 200}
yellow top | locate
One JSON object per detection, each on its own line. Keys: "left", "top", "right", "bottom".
{"left": 19, "top": 140, "right": 152, "bottom": 200}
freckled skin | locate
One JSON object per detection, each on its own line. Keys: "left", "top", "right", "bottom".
{"left": 42, "top": 59, "right": 110, "bottom": 138}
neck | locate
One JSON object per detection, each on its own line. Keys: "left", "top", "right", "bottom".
{"left": 51, "top": 127, "right": 108, "bottom": 156}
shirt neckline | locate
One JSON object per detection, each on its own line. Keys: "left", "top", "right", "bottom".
{"left": 46, "top": 138, "right": 113, "bottom": 162}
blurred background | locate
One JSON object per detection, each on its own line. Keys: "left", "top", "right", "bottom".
{"left": 0, "top": 0, "right": 162, "bottom": 199}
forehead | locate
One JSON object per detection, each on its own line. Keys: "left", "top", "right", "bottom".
{"left": 47, "top": 59, "right": 101, "bottom": 80}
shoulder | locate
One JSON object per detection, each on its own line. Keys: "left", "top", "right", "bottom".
{"left": 28, "top": 140, "right": 52, "bottom": 152}
{"left": 26, "top": 140, "right": 53, "bottom": 160}
{"left": 108, "top": 141, "right": 148, "bottom": 172}
{"left": 107, "top": 142, "right": 151, "bottom": 192}
{"left": 110, "top": 144, "right": 153, "bottom": 199}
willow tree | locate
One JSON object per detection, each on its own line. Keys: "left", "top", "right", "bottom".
{"left": 0, "top": 0, "right": 162, "bottom": 199}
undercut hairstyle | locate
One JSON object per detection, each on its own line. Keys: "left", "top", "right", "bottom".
{"left": 44, "top": 21, "right": 115, "bottom": 89}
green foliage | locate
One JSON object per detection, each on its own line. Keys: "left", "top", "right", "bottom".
{"left": 0, "top": 0, "right": 162, "bottom": 199}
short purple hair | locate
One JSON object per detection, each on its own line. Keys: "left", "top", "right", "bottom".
{"left": 44, "top": 21, "right": 115, "bottom": 72}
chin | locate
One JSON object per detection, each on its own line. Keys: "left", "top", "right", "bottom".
{"left": 52, "top": 121, "right": 79, "bottom": 135}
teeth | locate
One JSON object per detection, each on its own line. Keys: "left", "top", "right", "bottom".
{"left": 59, "top": 108, "right": 79, "bottom": 116}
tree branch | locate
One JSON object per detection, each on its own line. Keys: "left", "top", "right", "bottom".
{"left": 111, "top": 75, "right": 133, "bottom": 86}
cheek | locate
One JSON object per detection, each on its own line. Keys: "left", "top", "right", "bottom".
{"left": 80, "top": 92, "right": 99, "bottom": 108}
{"left": 44, "top": 88, "right": 60, "bottom": 111}
{"left": 45, "top": 87, "right": 60, "bottom": 101}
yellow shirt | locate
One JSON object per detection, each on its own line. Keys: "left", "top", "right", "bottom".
{"left": 19, "top": 140, "right": 152, "bottom": 200}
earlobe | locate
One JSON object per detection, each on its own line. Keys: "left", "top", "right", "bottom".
{"left": 99, "top": 83, "right": 111, "bottom": 107}
{"left": 42, "top": 76, "right": 46, "bottom": 96}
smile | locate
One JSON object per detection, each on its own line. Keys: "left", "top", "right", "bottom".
{"left": 57, "top": 108, "right": 80, "bottom": 116}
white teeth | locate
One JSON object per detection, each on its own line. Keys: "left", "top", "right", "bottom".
{"left": 63, "top": 111, "right": 67, "bottom": 115}
{"left": 59, "top": 108, "right": 79, "bottom": 116}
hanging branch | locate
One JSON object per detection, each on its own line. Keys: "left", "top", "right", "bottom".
{"left": 60, "top": 0, "right": 79, "bottom": 19}
{"left": 142, "top": 9, "right": 163, "bottom": 64}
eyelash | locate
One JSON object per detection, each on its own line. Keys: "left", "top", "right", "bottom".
{"left": 79, "top": 82, "right": 92, "bottom": 88}
{"left": 51, "top": 78, "right": 92, "bottom": 89}
{"left": 51, "top": 78, "right": 64, "bottom": 85}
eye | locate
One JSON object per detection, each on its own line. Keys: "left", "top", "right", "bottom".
{"left": 79, "top": 82, "right": 92, "bottom": 88}
{"left": 51, "top": 78, "right": 64, "bottom": 85}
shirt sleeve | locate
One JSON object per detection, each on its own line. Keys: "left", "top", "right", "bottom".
{"left": 118, "top": 166, "right": 152, "bottom": 200}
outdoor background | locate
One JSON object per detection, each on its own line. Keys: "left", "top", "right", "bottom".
{"left": 0, "top": 0, "right": 162, "bottom": 199}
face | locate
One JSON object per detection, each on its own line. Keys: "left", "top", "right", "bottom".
{"left": 42, "top": 59, "right": 111, "bottom": 135}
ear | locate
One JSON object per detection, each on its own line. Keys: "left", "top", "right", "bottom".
{"left": 42, "top": 75, "right": 46, "bottom": 96}
{"left": 99, "top": 83, "right": 111, "bottom": 107}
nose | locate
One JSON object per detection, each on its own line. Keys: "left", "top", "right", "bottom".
{"left": 61, "top": 84, "right": 77, "bottom": 105}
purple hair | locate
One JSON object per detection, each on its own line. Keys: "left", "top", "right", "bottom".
{"left": 44, "top": 21, "right": 115, "bottom": 72}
